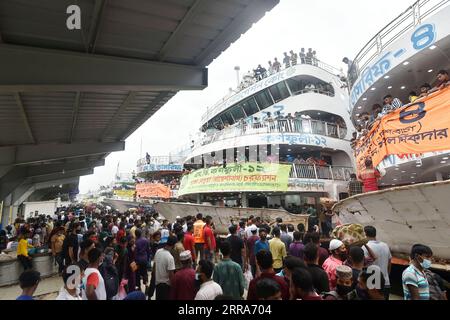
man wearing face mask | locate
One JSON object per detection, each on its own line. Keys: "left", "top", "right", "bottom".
{"left": 82, "top": 248, "right": 107, "bottom": 300}
{"left": 194, "top": 259, "right": 222, "bottom": 300}
{"left": 402, "top": 244, "right": 433, "bottom": 300}
{"left": 323, "top": 265, "right": 358, "bottom": 300}
{"left": 62, "top": 222, "right": 81, "bottom": 266}
{"left": 322, "top": 239, "right": 347, "bottom": 290}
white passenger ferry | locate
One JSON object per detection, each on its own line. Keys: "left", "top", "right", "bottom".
{"left": 334, "top": 0, "right": 450, "bottom": 266}
{"left": 176, "top": 51, "right": 355, "bottom": 215}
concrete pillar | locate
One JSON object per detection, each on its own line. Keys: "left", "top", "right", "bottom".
{"left": 1, "top": 194, "right": 12, "bottom": 228}
{"left": 436, "top": 172, "right": 444, "bottom": 181}
{"left": 241, "top": 193, "right": 248, "bottom": 208}
{"left": 196, "top": 194, "right": 201, "bottom": 204}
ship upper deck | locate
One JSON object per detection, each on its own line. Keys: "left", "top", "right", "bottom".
{"left": 348, "top": 0, "right": 450, "bottom": 124}
{"left": 200, "top": 57, "right": 345, "bottom": 128}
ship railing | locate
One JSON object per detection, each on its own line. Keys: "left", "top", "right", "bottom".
{"left": 290, "top": 164, "right": 353, "bottom": 181}
{"left": 194, "top": 119, "right": 348, "bottom": 148}
{"left": 137, "top": 155, "right": 185, "bottom": 167}
{"left": 348, "top": 0, "right": 450, "bottom": 88}
{"left": 201, "top": 59, "right": 344, "bottom": 125}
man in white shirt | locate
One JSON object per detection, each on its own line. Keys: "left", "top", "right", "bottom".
{"left": 154, "top": 236, "right": 177, "bottom": 300}
{"left": 82, "top": 248, "right": 107, "bottom": 300}
{"left": 245, "top": 219, "right": 258, "bottom": 239}
{"left": 111, "top": 224, "right": 119, "bottom": 237}
{"left": 363, "top": 226, "right": 392, "bottom": 300}
{"left": 195, "top": 260, "right": 223, "bottom": 300}
{"left": 56, "top": 264, "right": 82, "bottom": 300}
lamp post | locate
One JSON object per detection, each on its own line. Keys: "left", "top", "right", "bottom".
{"left": 234, "top": 66, "right": 240, "bottom": 88}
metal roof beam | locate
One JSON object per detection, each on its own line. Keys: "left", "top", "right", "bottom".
{"left": 119, "top": 92, "right": 170, "bottom": 141}
{"left": 14, "top": 92, "right": 35, "bottom": 144}
{"left": 0, "top": 45, "right": 208, "bottom": 92}
{"left": 86, "top": 0, "right": 108, "bottom": 54}
{"left": 28, "top": 168, "right": 94, "bottom": 184}
{"left": 100, "top": 91, "right": 136, "bottom": 141}
{"left": 0, "top": 141, "right": 125, "bottom": 166}
{"left": 69, "top": 92, "right": 82, "bottom": 143}
{"left": 25, "top": 159, "right": 105, "bottom": 178}
{"left": 157, "top": 0, "right": 204, "bottom": 61}
{"left": 194, "top": 0, "right": 279, "bottom": 67}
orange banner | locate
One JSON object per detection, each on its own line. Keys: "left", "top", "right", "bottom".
{"left": 355, "top": 87, "right": 450, "bottom": 172}
{"left": 136, "top": 183, "right": 171, "bottom": 199}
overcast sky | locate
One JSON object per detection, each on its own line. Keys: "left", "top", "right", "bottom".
{"left": 79, "top": 0, "right": 413, "bottom": 193}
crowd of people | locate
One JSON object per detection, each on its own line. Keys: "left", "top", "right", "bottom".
{"left": 2, "top": 205, "right": 448, "bottom": 301}
{"left": 351, "top": 70, "right": 450, "bottom": 149}
{"left": 238, "top": 48, "right": 319, "bottom": 91}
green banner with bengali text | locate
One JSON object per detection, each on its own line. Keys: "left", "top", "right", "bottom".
{"left": 178, "top": 162, "right": 291, "bottom": 196}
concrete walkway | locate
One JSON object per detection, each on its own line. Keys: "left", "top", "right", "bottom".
{"left": 0, "top": 274, "right": 61, "bottom": 300}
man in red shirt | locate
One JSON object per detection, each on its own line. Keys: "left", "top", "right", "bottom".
{"left": 203, "top": 216, "right": 216, "bottom": 263}
{"left": 247, "top": 250, "right": 289, "bottom": 300}
{"left": 183, "top": 223, "right": 196, "bottom": 267}
{"left": 358, "top": 159, "right": 381, "bottom": 192}
{"left": 116, "top": 222, "right": 126, "bottom": 242}
{"left": 170, "top": 251, "right": 197, "bottom": 300}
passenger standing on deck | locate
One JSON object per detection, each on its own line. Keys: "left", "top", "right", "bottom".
{"left": 269, "top": 227, "right": 287, "bottom": 274}
{"left": 402, "top": 244, "right": 432, "bottom": 300}
{"left": 283, "top": 52, "right": 291, "bottom": 69}
{"left": 193, "top": 213, "right": 206, "bottom": 262}
{"left": 272, "top": 58, "right": 281, "bottom": 73}
{"left": 358, "top": 159, "right": 381, "bottom": 193}
{"left": 203, "top": 216, "right": 216, "bottom": 263}
{"left": 363, "top": 226, "right": 392, "bottom": 300}
{"left": 290, "top": 50, "right": 298, "bottom": 66}
{"left": 322, "top": 239, "right": 346, "bottom": 290}
{"left": 306, "top": 48, "right": 313, "bottom": 64}
{"left": 299, "top": 48, "right": 306, "bottom": 64}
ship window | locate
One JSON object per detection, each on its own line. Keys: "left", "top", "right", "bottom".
{"left": 254, "top": 90, "right": 273, "bottom": 110}
{"left": 241, "top": 97, "right": 260, "bottom": 116}
{"left": 268, "top": 82, "right": 290, "bottom": 103}
{"left": 230, "top": 105, "right": 246, "bottom": 121}
{"left": 286, "top": 77, "right": 307, "bottom": 94}
{"left": 286, "top": 75, "right": 335, "bottom": 96}
{"left": 220, "top": 112, "right": 234, "bottom": 125}
{"left": 212, "top": 116, "right": 223, "bottom": 129}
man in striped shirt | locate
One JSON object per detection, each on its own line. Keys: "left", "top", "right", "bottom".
{"left": 402, "top": 244, "right": 432, "bottom": 300}
{"left": 381, "top": 95, "right": 403, "bottom": 115}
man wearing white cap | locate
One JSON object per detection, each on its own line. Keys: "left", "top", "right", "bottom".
{"left": 322, "top": 239, "right": 347, "bottom": 291}
{"left": 170, "top": 250, "right": 197, "bottom": 300}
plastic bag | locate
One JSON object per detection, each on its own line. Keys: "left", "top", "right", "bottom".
{"left": 243, "top": 265, "right": 253, "bottom": 290}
